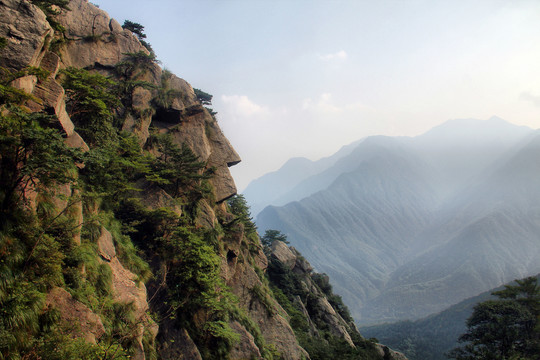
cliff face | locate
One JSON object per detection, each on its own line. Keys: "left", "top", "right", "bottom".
{"left": 266, "top": 240, "right": 407, "bottom": 360}
{"left": 0, "top": 1, "right": 404, "bottom": 359}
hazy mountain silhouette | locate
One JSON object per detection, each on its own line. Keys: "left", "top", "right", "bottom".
{"left": 255, "top": 117, "right": 538, "bottom": 324}
{"left": 243, "top": 139, "right": 363, "bottom": 215}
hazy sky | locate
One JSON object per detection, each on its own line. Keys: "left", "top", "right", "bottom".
{"left": 92, "top": 0, "right": 540, "bottom": 191}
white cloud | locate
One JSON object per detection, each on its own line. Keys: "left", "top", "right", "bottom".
{"left": 319, "top": 50, "right": 348, "bottom": 61}
{"left": 221, "top": 95, "right": 266, "bottom": 118}
{"left": 519, "top": 92, "right": 540, "bottom": 107}
{"left": 302, "top": 93, "right": 370, "bottom": 114}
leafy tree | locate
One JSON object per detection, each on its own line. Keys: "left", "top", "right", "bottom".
{"left": 122, "top": 20, "right": 154, "bottom": 55}
{"left": 0, "top": 107, "right": 80, "bottom": 224}
{"left": 261, "top": 229, "right": 289, "bottom": 248}
{"left": 226, "top": 194, "right": 257, "bottom": 237}
{"left": 115, "top": 51, "right": 158, "bottom": 80}
{"left": 193, "top": 88, "right": 213, "bottom": 106}
{"left": 122, "top": 20, "right": 146, "bottom": 40}
{"left": 60, "top": 67, "right": 120, "bottom": 146}
{"left": 80, "top": 132, "right": 151, "bottom": 207}
{"left": 146, "top": 132, "right": 210, "bottom": 199}
{"left": 449, "top": 276, "right": 540, "bottom": 360}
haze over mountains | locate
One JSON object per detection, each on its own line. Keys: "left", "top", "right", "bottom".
{"left": 249, "top": 117, "right": 540, "bottom": 325}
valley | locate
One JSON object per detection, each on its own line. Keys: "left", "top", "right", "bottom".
{"left": 251, "top": 117, "right": 540, "bottom": 324}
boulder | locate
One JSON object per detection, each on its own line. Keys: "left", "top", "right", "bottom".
{"left": 10, "top": 75, "right": 37, "bottom": 94}
{"left": 0, "top": 0, "right": 52, "bottom": 71}
{"left": 229, "top": 321, "right": 262, "bottom": 360}
{"left": 270, "top": 241, "right": 297, "bottom": 270}
{"left": 158, "top": 326, "right": 203, "bottom": 360}
{"left": 97, "top": 226, "right": 116, "bottom": 261}
{"left": 131, "top": 181, "right": 182, "bottom": 216}
{"left": 375, "top": 344, "right": 409, "bottom": 360}
{"left": 57, "top": 0, "right": 147, "bottom": 69}
{"left": 315, "top": 296, "right": 355, "bottom": 347}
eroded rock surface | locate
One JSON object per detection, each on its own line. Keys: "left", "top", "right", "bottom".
{"left": 0, "top": 0, "right": 52, "bottom": 71}
{"left": 45, "top": 287, "right": 105, "bottom": 343}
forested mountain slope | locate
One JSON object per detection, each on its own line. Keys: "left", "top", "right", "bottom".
{"left": 360, "top": 274, "right": 540, "bottom": 360}
{"left": 256, "top": 119, "right": 538, "bottom": 324}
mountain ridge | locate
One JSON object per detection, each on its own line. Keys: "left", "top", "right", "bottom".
{"left": 255, "top": 117, "right": 538, "bottom": 324}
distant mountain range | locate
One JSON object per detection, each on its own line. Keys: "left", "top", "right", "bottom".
{"left": 243, "top": 139, "right": 363, "bottom": 216}
{"left": 250, "top": 117, "right": 540, "bottom": 324}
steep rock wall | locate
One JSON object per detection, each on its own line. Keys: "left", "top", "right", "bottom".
{"left": 0, "top": 0, "right": 302, "bottom": 358}
{"left": 0, "top": 1, "right": 405, "bottom": 359}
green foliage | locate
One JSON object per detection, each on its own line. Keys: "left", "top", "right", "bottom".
{"left": 114, "top": 201, "right": 240, "bottom": 358}
{"left": 122, "top": 20, "right": 146, "bottom": 40}
{"left": 31, "top": 0, "right": 69, "bottom": 31}
{"left": 270, "top": 286, "right": 309, "bottom": 332}
{"left": 122, "top": 20, "right": 153, "bottom": 55}
{"left": 146, "top": 132, "right": 212, "bottom": 205}
{"left": 205, "top": 107, "right": 217, "bottom": 119}
{"left": 449, "top": 276, "right": 540, "bottom": 360}
{"left": 202, "top": 321, "right": 241, "bottom": 358}
{"left": 261, "top": 229, "right": 289, "bottom": 249}
{"left": 250, "top": 284, "right": 276, "bottom": 316}
{"left": 166, "top": 227, "right": 238, "bottom": 354}
{"left": 110, "top": 227, "right": 152, "bottom": 283}
{"left": 0, "top": 67, "right": 49, "bottom": 105}
{"left": 266, "top": 254, "right": 380, "bottom": 359}
{"left": 115, "top": 51, "right": 158, "bottom": 80}
{"left": 81, "top": 132, "right": 151, "bottom": 208}
{"left": 227, "top": 194, "right": 258, "bottom": 238}
{"left": 0, "top": 180, "right": 91, "bottom": 358}
{"left": 31, "top": 0, "right": 69, "bottom": 14}
{"left": 0, "top": 37, "right": 7, "bottom": 49}
{"left": 0, "top": 106, "right": 80, "bottom": 224}
{"left": 299, "top": 333, "right": 378, "bottom": 360}
{"left": 0, "top": 65, "right": 159, "bottom": 357}
{"left": 311, "top": 273, "right": 353, "bottom": 323}
{"left": 0, "top": 101, "right": 89, "bottom": 356}
{"left": 194, "top": 88, "right": 213, "bottom": 106}
{"left": 152, "top": 69, "right": 183, "bottom": 109}
{"left": 113, "top": 53, "right": 157, "bottom": 115}
{"left": 60, "top": 67, "right": 120, "bottom": 147}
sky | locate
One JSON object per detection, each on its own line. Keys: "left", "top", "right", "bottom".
{"left": 91, "top": 0, "right": 540, "bottom": 191}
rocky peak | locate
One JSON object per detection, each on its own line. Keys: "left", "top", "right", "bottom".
{"left": 0, "top": 1, "right": 405, "bottom": 359}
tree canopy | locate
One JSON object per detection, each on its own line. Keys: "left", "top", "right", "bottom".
{"left": 122, "top": 20, "right": 146, "bottom": 40}
{"left": 193, "top": 88, "right": 213, "bottom": 106}
{"left": 261, "top": 229, "right": 289, "bottom": 248}
{"left": 449, "top": 276, "right": 540, "bottom": 360}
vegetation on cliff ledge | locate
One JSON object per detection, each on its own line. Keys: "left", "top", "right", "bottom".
{"left": 0, "top": 1, "right": 394, "bottom": 359}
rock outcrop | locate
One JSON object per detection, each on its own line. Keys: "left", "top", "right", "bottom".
{"left": 269, "top": 241, "right": 356, "bottom": 347}
{"left": 267, "top": 240, "right": 408, "bottom": 359}
{"left": 45, "top": 287, "right": 105, "bottom": 343}
{"left": 375, "top": 344, "right": 409, "bottom": 360}
{"left": 0, "top": 1, "right": 405, "bottom": 359}
{"left": 0, "top": 0, "right": 52, "bottom": 71}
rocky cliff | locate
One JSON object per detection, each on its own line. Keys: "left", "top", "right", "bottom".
{"left": 0, "top": 1, "right": 404, "bottom": 359}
